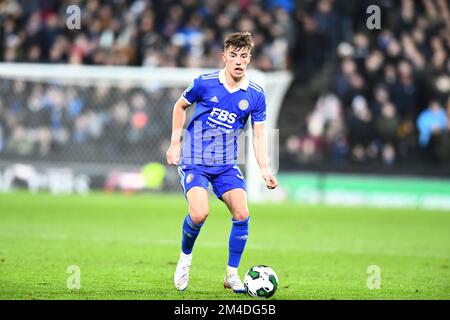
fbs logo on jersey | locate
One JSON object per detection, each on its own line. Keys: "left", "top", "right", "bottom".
{"left": 210, "top": 108, "right": 237, "bottom": 124}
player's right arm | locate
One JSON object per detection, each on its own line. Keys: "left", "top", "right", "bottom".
{"left": 166, "top": 76, "right": 203, "bottom": 165}
{"left": 166, "top": 97, "right": 190, "bottom": 165}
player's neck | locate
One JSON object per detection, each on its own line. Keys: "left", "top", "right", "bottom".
{"left": 225, "top": 70, "right": 245, "bottom": 89}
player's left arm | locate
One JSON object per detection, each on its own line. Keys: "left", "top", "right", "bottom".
{"left": 252, "top": 123, "right": 277, "bottom": 190}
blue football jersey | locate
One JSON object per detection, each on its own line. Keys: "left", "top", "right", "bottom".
{"left": 180, "top": 69, "right": 266, "bottom": 165}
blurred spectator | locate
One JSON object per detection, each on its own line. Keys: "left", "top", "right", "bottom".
{"left": 292, "top": 10, "right": 325, "bottom": 82}
{"left": 0, "top": 101, "right": 5, "bottom": 152}
{"left": 417, "top": 99, "right": 448, "bottom": 162}
{"left": 435, "top": 97, "right": 450, "bottom": 163}
{"left": 348, "top": 95, "right": 375, "bottom": 163}
{"left": 370, "top": 83, "right": 390, "bottom": 116}
{"left": 286, "top": 93, "right": 348, "bottom": 165}
{"left": 376, "top": 103, "right": 399, "bottom": 146}
{"left": 417, "top": 99, "right": 448, "bottom": 147}
{"left": 102, "top": 100, "right": 131, "bottom": 156}
{"left": 6, "top": 125, "right": 34, "bottom": 156}
{"left": 314, "top": 0, "right": 340, "bottom": 56}
{"left": 375, "top": 102, "right": 400, "bottom": 165}
{"left": 393, "top": 60, "right": 417, "bottom": 119}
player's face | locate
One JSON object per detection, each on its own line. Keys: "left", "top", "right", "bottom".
{"left": 223, "top": 46, "right": 252, "bottom": 79}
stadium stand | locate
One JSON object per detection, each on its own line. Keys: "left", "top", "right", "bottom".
{"left": 282, "top": 0, "right": 450, "bottom": 174}
{"left": 0, "top": 0, "right": 293, "bottom": 164}
{"left": 1, "top": 0, "right": 449, "bottom": 175}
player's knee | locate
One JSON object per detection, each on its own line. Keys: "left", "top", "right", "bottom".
{"left": 189, "top": 208, "right": 209, "bottom": 224}
{"left": 232, "top": 210, "right": 249, "bottom": 221}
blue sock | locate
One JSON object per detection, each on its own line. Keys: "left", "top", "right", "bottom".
{"left": 228, "top": 216, "right": 249, "bottom": 268}
{"left": 181, "top": 214, "right": 203, "bottom": 254}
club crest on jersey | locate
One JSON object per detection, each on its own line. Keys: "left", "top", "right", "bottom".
{"left": 186, "top": 173, "right": 194, "bottom": 184}
{"left": 238, "top": 99, "right": 249, "bottom": 111}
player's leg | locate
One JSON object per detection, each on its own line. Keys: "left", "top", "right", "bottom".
{"left": 211, "top": 165, "right": 248, "bottom": 293}
{"left": 221, "top": 188, "right": 249, "bottom": 293}
{"left": 174, "top": 166, "right": 209, "bottom": 291}
{"left": 182, "top": 186, "right": 209, "bottom": 254}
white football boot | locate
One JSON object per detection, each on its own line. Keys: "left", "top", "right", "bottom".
{"left": 223, "top": 268, "right": 246, "bottom": 293}
{"left": 174, "top": 252, "right": 192, "bottom": 291}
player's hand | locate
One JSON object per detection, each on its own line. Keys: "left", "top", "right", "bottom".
{"left": 166, "top": 142, "right": 181, "bottom": 165}
{"left": 263, "top": 173, "right": 278, "bottom": 190}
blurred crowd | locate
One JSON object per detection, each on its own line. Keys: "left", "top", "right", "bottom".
{"left": 0, "top": 78, "right": 178, "bottom": 163}
{"left": 1, "top": 0, "right": 450, "bottom": 170}
{"left": 287, "top": 0, "right": 450, "bottom": 168}
{"left": 0, "top": 0, "right": 294, "bottom": 70}
{"left": 0, "top": 0, "right": 294, "bottom": 163}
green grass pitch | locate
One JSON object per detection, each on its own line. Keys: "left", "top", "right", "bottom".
{"left": 0, "top": 191, "right": 449, "bottom": 300}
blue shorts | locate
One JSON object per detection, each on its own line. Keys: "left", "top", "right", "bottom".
{"left": 177, "top": 164, "right": 247, "bottom": 200}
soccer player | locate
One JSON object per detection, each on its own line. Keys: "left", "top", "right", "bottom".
{"left": 166, "top": 32, "right": 277, "bottom": 293}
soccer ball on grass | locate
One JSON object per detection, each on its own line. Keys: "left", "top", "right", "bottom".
{"left": 243, "top": 265, "right": 279, "bottom": 298}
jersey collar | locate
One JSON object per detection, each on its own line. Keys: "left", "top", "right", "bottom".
{"left": 219, "top": 68, "right": 249, "bottom": 93}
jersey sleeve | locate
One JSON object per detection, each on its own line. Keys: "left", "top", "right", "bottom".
{"left": 251, "top": 92, "right": 267, "bottom": 125}
{"left": 181, "top": 76, "right": 203, "bottom": 105}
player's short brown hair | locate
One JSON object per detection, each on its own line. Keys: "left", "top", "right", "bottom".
{"left": 224, "top": 32, "right": 254, "bottom": 52}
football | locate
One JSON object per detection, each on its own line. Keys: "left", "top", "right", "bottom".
{"left": 243, "top": 265, "right": 279, "bottom": 298}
